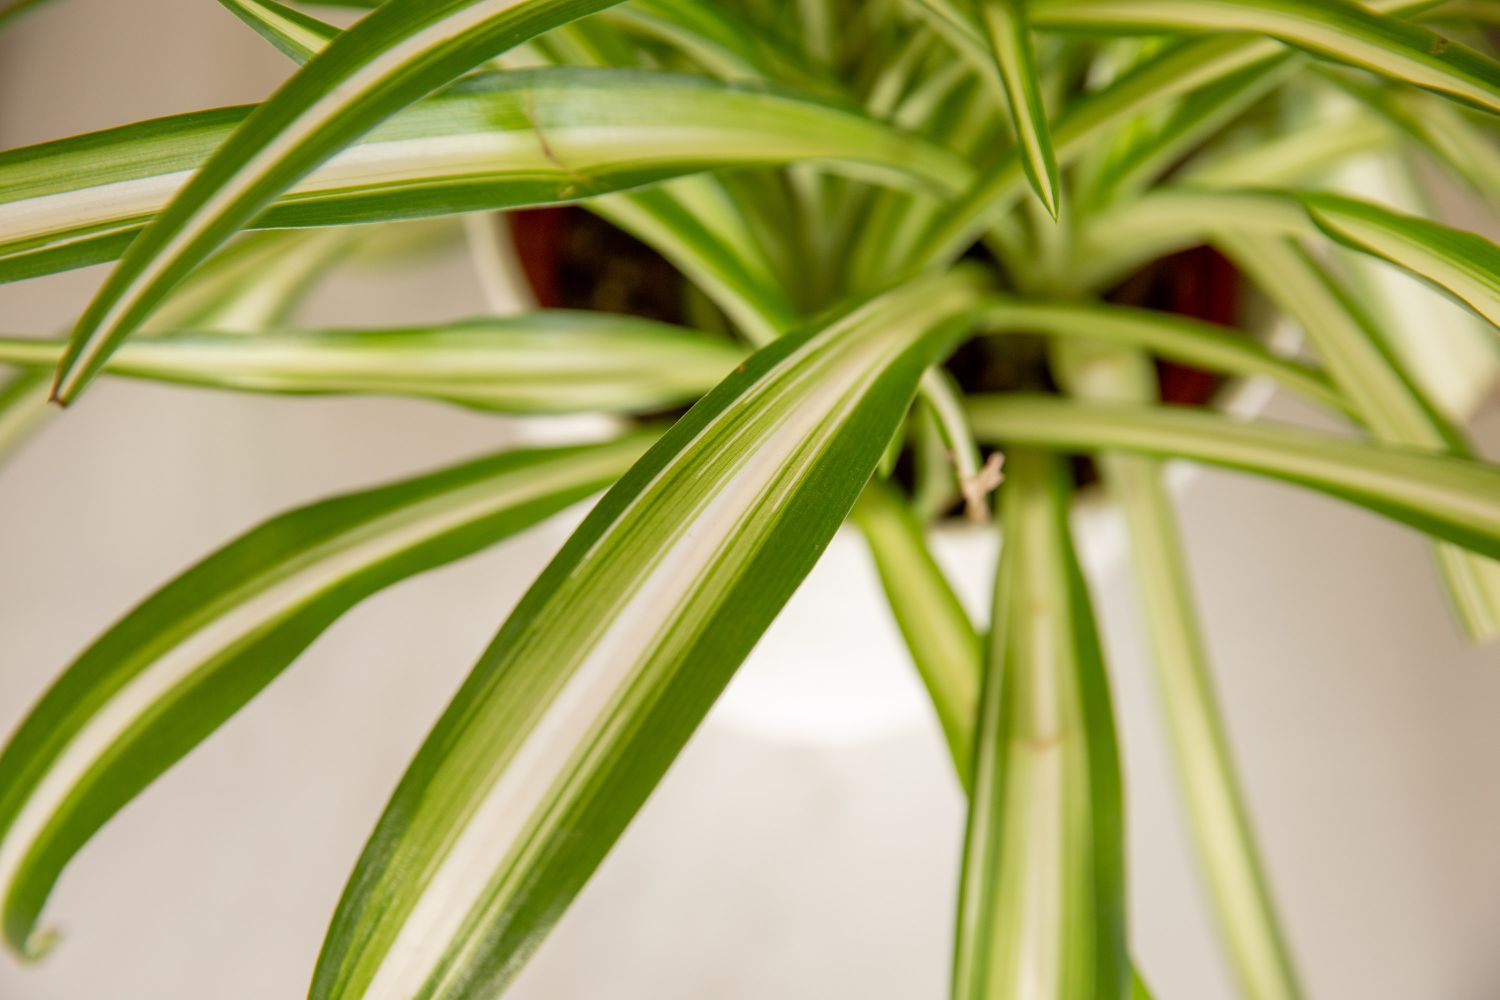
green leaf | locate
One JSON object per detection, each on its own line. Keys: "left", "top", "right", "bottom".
{"left": 0, "top": 370, "right": 51, "bottom": 468}
{"left": 1055, "top": 343, "right": 1303, "bottom": 1000}
{"left": 976, "top": 0, "right": 1063, "bottom": 217}
{"left": 967, "top": 395, "right": 1500, "bottom": 560}
{"left": 591, "top": 178, "right": 801, "bottom": 344}
{"left": 915, "top": 0, "right": 1448, "bottom": 269}
{"left": 953, "top": 447, "right": 1128, "bottom": 1000}
{"left": 0, "top": 433, "right": 654, "bottom": 958}
{"left": 0, "top": 312, "right": 742, "bottom": 414}
{"left": 978, "top": 296, "right": 1348, "bottom": 413}
{"left": 1029, "top": 0, "right": 1500, "bottom": 117}
{"left": 852, "top": 481, "right": 983, "bottom": 787}
{"left": 218, "top": 0, "right": 339, "bottom": 62}
{"left": 140, "top": 228, "right": 360, "bottom": 333}
{"left": 1221, "top": 233, "right": 1500, "bottom": 640}
{"left": 0, "top": 68, "right": 969, "bottom": 286}
{"left": 222, "top": 0, "right": 812, "bottom": 348}
{"left": 1303, "top": 191, "right": 1500, "bottom": 333}
{"left": 53, "top": 0, "right": 644, "bottom": 402}
{"left": 1086, "top": 55, "right": 1300, "bottom": 203}
{"left": 605, "top": 0, "right": 838, "bottom": 92}
{"left": 0, "top": 227, "right": 352, "bottom": 465}
{"left": 310, "top": 271, "right": 984, "bottom": 1000}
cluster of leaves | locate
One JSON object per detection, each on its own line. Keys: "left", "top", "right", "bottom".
{"left": 3, "top": 0, "right": 1500, "bottom": 997}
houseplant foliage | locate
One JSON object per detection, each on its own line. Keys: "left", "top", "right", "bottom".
{"left": 2, "top": 0, "right": 1500, "bottom": 996}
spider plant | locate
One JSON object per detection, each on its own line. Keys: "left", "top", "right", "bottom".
{"left": 2, "top": 0, "right": 1500, "bottom": 997}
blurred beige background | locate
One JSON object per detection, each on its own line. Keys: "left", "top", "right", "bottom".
{"left": 2, "top": 2, "right": 1500, "bottom": 999}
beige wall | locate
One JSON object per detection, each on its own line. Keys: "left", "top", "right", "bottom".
{"left": 3, "top": 4, "right": 1500, "bottom": 999}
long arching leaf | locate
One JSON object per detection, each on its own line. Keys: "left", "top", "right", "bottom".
{"left": 0, "top": 313, "right": 742, "bottom": 414}
{"left": 309, "top": 271, "right": 984, "bottom": 1000}
{"left": 976, "top": 0, "right": 1063, "bottom": 217}
{"left": 1056, "top": 343, "right": 1303, "bottom": 1000}
{"left": 1303, "top": 192, "right": 1500, "bottom": 332}
{"left": 1221, "top": 233, "right": 1500, "bottom": 640}
{"left": 977, "top": 296, "right": 1347, "bottom": 413}
{"left": 914, "top": 0, "right": 1446, "bottom": 270}
{"left": 852, "top": 481, "right": 982, "bottom": 786}
{"left": 0, "top": 69, "right": 968, "bottom": 285}
{"left": 51, "top": 0, "right": 642, "bottom": 402}
{"left": 953, "top": 447, "right": 1127, "bottom": 1000}
{"left": 0, "top": 433, "right": 655, "bottom": 958}
{"left": 1030, "top": 0, "right": 1500, "bottom": 116}
{"left": 968, "top": 395, "right": 1500, "bottom": 559}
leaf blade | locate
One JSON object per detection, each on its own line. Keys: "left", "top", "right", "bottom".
{"left": 1030, "top": 0, "right": 1500, "bottom": 117}
{"left": 50, "top": 0, "right": 646, "bottom": 403}
{"left": 1303, "top": 191, "right": 1500, "bottom": 333}
{"left": 1056, "top": 343, "right": 1303, "bottom": 1000}
{"left": 0, "top": 312, "right": 743, "bottom": 414}
{"left": 852, "top": 481, "right": 983, "bottom": 786}
{"left": 0, "top": 69, "right": 968, "bottom": 285}
{"left": 309, "top": 271, "right": 984, "bottom": 1000}
{"left": 976, "top": 0, "right": 1063, "bottom": 217}
{"left": 0, "top": 434, "right": 654, "bottom": 957}
{"left": 954, "top": 447, "right": 1128, "bottom": 1000}
{"left": 968, "top": 395, "right": 1500, "bottom": 560}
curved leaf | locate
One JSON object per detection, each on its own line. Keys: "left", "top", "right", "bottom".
{"left": 52, "top": 0, "right": 638, "bottom": 402}
{"left": 1030, "top": 0, "right": 1500, "bottom": 117}
{"left": 915, "top": 0, "right": 1447, "bottom": 269}
{"left": 1221, "top": 233, "right": 1500, "bottom": 640}
{"left": 852, "top": 481, "right": 982, "bottom": 786}
{"left": 968, "top": 395, "right": 1500, "bottom": 560}
{"left": 218, "top": 0, "right": 339, "bottom": 62}
{"left": 977, "top": 296, "right": 1348, "bottom": 413}
{"left": 0, "top": 68, "right": 969, "bottom": 286}
{"left": 1303, "top": 191, "right": 1500, "bottom": 333}
{"left": 954, "top": 448, "right": 1127, "bottom": 1000}
{"left": 309, "top": 271, "right": 984, "bottom": 1000}
{"left": 0, "top": 312, "right": 742, "bottom": 414}
{"left": 0, "top": 433, "right": 654, "bottom": 957}
{"left": 0, "top": 370, "right": 50, "bottom": 468}
{"left": 976, "top": 0, "right": 1063, "bottom": 217}
{"left": 1056, "top": 343, "right": 1303, "bottom": 1000}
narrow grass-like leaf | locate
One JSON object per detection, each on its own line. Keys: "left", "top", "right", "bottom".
{"left": 1086, "top": 55, "right": 1299, "bottom": 203}
{"left": 915, "top": 0, "right": 1447, "bottom": 269}
{"left": 1186, "top": 117, "right": 1397, "bottom": 192}
{"left": 976, "top": 0, "right": 1063, "bottom": 217}
{"left": 309, "top": 271, "right": 984, "bottom": 1000}
{"left": 591, "top": 178, "right": 800, "bottom": 344}
{"left": 52, "top": 0, "right": 643, "bottom": 402}
{"left": 1029, "top": 0, "right": 1500, "bottom": 116}
{"left": 218, "top": 0, "right": 339, "bottom": 62}
{"left": 0, "top": 313, "right": 741, "bottom": 414}
{"left": 0, "top": 69, "right": 969, "bottom": 286}
{"left": 0, "top": 370, "right": 50, "bottom": 468}
{"left": 1056, "top": 343, "right": 1303, "bottom": 1000}
{"left": 968, "top": 395, "right": 1500, "bottom": 560}
{"left": 954, "top": 447, "right": 1127, "bottom": 1000}
{"left": 0, "top": 227, "right": 351, "bottom": 464}
{"left": 236, "top": 0, "right": 809, "bottom": 349}
{"left": 1223, "top": 233, "right": 1500, "bottom": 639}
{"left": 977, "top": 296, "right": 1347, "bottom": 412}
{"left": 1304, "top": 192, "right": 1500, "bottom": 333}
{"left": 142, "top": 228, "right": 360, "bottom": 333}
{"left": 0, "top": 433, "right": 655, "bottom": 957}
{"left": 605, "top": 0, "right": 838, "bottom": 92}
{"left": 852, "top": 481, "right": 983, "bottom": 787}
